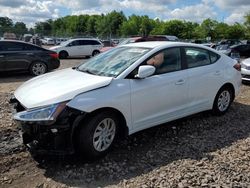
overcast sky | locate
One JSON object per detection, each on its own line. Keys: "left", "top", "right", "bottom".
{"left": 0, "top": 0, "right": 249, "bottom": 27}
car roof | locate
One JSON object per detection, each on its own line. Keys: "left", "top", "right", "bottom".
{"left": 0, "top": 39, "right": 37, "bottom": 45}
{"left": 69, "top": 38, "right": 99, "bottom": 41}
{"left": 122, "top": 41, "right": 210, "bottom": 49}
{"left": 0, "top": 40, "right": 44, "bottom": 49}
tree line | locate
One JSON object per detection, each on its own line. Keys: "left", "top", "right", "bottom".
{"left": 1, "top": 11, "right": 250, "bottom": 40}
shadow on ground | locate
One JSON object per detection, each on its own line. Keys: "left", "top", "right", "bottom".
{"left": 0, "top": 72, "right": 32, "bottom": 84}
{"left": 32, "top": 101, "right": 250, "bottom": 187}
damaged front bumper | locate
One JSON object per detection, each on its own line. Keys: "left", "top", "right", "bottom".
{"left": 11, "top": 97, "right": 82, "bottom": 155}
{"left": 19, "top": 122, "right": 74, "bottom": 155}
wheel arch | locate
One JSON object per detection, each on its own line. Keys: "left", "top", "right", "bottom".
{"left": 92, "top": 50, "right": 100, "bottom": 56}
{"left": 59, "top": 50, "right": 69, "bottom": 58}
{"left": 218, "top": 82, "right": 235, "bottom": 100}
{"left": 72, "top": 107, "right": 129, "bottom": 142}
{"left": 212, "top": 82, "right": 235, "bottom": 115}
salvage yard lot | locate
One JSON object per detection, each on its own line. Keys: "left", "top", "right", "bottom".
{"left": 0, "top": 58, "right": 250, "bottom": 188}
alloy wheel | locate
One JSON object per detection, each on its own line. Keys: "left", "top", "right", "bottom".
{"left": 93, "top": 118, "right": 116, "bottom": 152}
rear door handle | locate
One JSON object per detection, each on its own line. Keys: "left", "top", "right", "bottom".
{"left": 175, "top": 79, "right": 185, "bottom": 85}
{"left": 0, "top": 55, "right": 4, "bottom": 57}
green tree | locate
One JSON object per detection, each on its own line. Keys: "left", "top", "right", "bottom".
{"left": 86, "top": 15, "right": 100, "bottom": 36}
{"left": 163, "top": 20, "right": 186, "bottom": 38}
{"left": 0, "top": 17, "right": 14, "bottom": 34}
{"left": 227, "top": 23, "right": 245, "bottom": 39}
{"left": 244, "top": 12, "right": 250, "bottom": 38}
{"left": 35, "top": 20, "right": 52, "bottom": 36}
{"left": 52, "top": 18, "right": 67, "bottom": 36}
{"left": 214, "top": 22, "right": 230, "bottom": 39}
{"left": 14, "top": 22, "right": 28, "bottom": 36}
{"left": 95, "top": 11, "right": 126, "bottom": 38}
{"left": 139, "top": 16, "right": 154, "bottom": 36}
{"left": 120, "top": 15, "right": 148, "bottom": 36}
{"left": 200, "top": 19, "right": 218, "bottom": 40}
{"left": 150, "top": 19, "right": 165, "bottom": 35}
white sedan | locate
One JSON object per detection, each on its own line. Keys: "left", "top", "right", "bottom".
{"left": 241, "top": 58, "right": 250, "bottom": 82}
{"left": 12, "top": 42, "right": 242, "bottom": 159}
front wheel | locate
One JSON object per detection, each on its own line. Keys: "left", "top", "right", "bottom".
{"left": 75, "top": 111, "right": 118, "bottom": 160}
{"left": 212, "top": 87, "right": 233, "bottom": 115}
{"left": 59, "top": 51, "right": 68, "bottom": 59}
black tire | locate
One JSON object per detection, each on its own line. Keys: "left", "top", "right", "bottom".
{"left": 29, "top": 62, "right": 47, "bottom": 76}
{"left": 92, "top": 50, "right": 100, "bottom": 56}
{"left": 75, "top": 111, "right": 119, "bottom": 160}
{"left": 212, "top": 87, "right": 233, "bottom": 115}
{"left": 59, "top": 51, "right": 68, "bottom": 59}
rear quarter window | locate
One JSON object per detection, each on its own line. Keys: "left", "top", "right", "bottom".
{"left": 3, "top": 42, "right": 24, "bottom": 51}
{"left": 89, "top": 40, "right": 101, "bottom": 45}
{"left": 22, "top": 43, "right": 44, "bottom": 51}
{"left": 185, "top": 47, "right": 220, "bottom": 68}
{"left": 209, "top": 51, "right": 220, "bottom": 63}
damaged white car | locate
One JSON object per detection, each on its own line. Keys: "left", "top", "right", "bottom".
{"left": 11, "top": 42, "right": 241, "bottom": 159}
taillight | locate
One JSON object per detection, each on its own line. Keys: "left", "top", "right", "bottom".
{"left": 50, "top": 53, "right": 59, "bottom": 59}
{"left": 233, "top": 63, "right": 241, "bottom": 71}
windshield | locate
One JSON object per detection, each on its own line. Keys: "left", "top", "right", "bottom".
{"left": 77, "top": 46, "right": 150, "bottom": 77}
{"left": 60, "top": 40, "right": 70, "bottom": 46}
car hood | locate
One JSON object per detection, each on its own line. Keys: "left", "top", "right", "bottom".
{"left": 14, "top": 68, "right": 113, "bottom": 109}
{"left": 242, "top": 58, "right": 250, "bottom": 66}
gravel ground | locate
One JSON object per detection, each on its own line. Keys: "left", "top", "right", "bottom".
{"left": 0, "top": 59, "right": 250, "bottom": 188}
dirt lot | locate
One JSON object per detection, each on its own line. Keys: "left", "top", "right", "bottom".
{"left": 0, "top": 59, "right": 250, "bottom": 188}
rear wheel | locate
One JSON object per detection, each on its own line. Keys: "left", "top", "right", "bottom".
{"left": 29, "top": 62, "right": 47, "bottom": 76}
{"left": 59, "top": 51, "right": 68, "bottom": 59}
{"left": 75, "top": 111, "right": 118, "bottom": 160}
{"left": 212, "top": 87, "right": 233, "bottom": 115}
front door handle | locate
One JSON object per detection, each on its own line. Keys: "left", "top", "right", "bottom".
{"left": 175, "top": 79, "right": 185, "bottom": 85}
{"left": 0, "top": 55, "right": 4, "bottom": 58}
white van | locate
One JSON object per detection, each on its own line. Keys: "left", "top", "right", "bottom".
{"left": 50, "top": 38, "right": 103, "bottom": 59}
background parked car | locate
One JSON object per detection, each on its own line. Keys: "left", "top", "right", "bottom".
{"left": 44, "top": 38, "right": 55, "bottom": 45}
{"left": 225, "top": 44, "right": 250, "bottom": 58}
{"left": 55, "top": 38, "right": 68, "bottom": 45}
{"left": 241, "top": 58, "right": 250, "bottom": 82}
{"left": 50, "top": 38, "right": 103, "bottom": 59}
{"left": 0, "top": 40, "right": 60, "bottom": 76}
{"left": 100, "top": 35, "right": 170, "bottom": 53}
{"left": 216, "top": 44, "right": 230, "bottom": 54}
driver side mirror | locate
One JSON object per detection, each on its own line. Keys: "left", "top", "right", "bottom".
{"left": 135, "top": 65, "right": 155, "bottom": 79}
